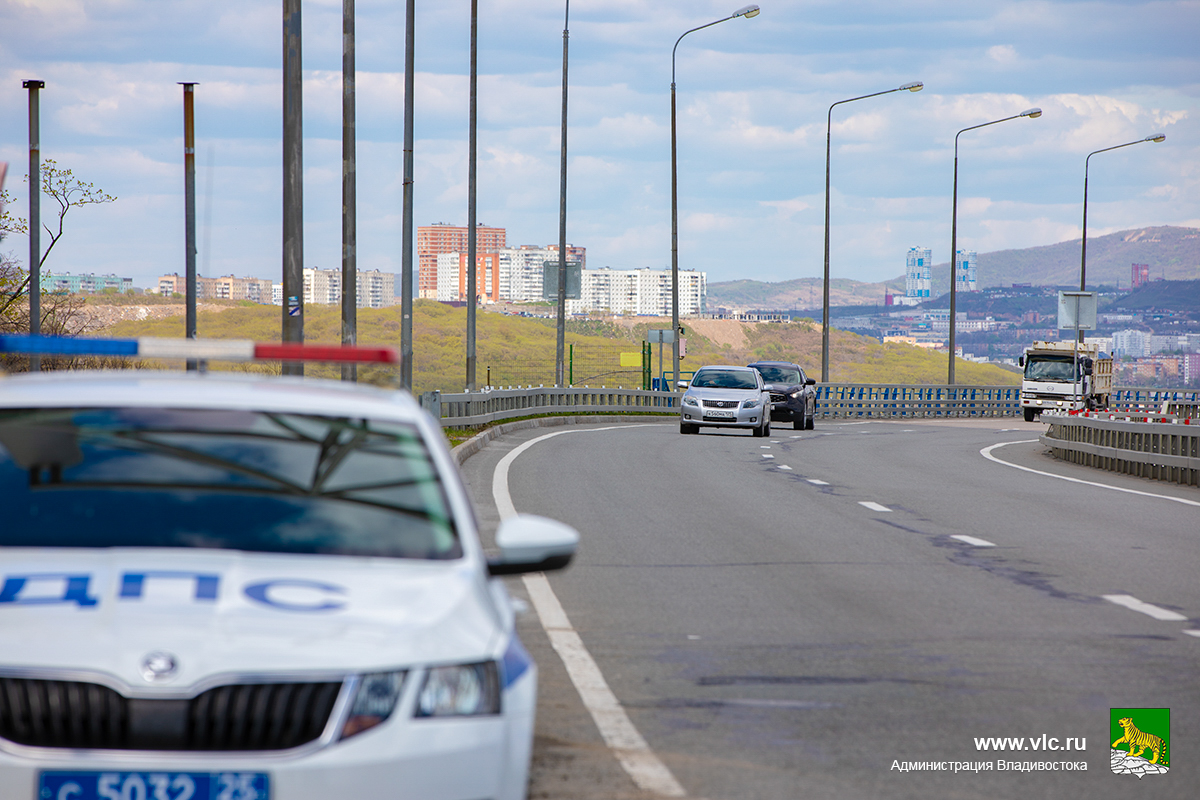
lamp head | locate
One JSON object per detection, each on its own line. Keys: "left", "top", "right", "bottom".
{"left": 1146, "top": 133, "right": 1166, "bottom": 143}
{"left": 900, "top": 81, "right": 924, "bottom": 92}
{"left": 1020, "top": 107, "right": 1042, "bottom": 118}
{"left": 733, "top": 4, "right": 760, "bottom": 18}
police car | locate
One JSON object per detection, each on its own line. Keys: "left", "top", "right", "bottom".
{"left": 0, "top": 335, "right": 578, "bottom": 800}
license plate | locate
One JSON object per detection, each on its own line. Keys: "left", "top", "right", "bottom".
{"left": 39, "top": 771, "right": 269, "bottom": 800}
{"left": 704, "top": 410, "right": 736, "bottom": 419}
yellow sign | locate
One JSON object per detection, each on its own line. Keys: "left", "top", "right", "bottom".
{"left": 619, "top": 352, "right": 641, "bottom": 367}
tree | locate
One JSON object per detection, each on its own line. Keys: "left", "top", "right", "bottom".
{"left": 0, "top": 159, "right": 116, "bottom": 318}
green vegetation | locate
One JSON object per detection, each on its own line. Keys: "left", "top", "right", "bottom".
{"left": 100, "top": 301, "right": 1018, "bottom": 391}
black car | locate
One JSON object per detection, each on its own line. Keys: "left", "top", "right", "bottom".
{"left": 747, "top": 360, "right": 817, "bottom": 430}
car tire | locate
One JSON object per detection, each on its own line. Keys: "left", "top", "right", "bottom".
{"left": 1023, "top": 408, "right": 1037, "bottom": 422}
{"left": 806, "top": 407, "right": 815, "bottom": 430}
{"left": 680, "top": 422, "right": 699, "bottom": 435}
{"left": 793, "top": 418, "right": 804, "bottom": 430}
{"left": 751, "top": 421, "right": 764, "bottom": 437}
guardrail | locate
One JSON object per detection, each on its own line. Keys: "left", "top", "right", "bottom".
{"left": 420, "top": 383, "right": 1024, "bottom": 427}
{"left": 1041, "top": 412, "right": 1199, "bottom": 487}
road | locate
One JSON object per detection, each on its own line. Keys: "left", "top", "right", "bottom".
{"left": 459, "top": 417, "right": 1199, "bottom": 799}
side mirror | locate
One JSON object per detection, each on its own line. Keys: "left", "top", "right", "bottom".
{"left": 1018, "top": 355, "right": 1025, "bottom": 367}
{"left": 676, "top": 380, "right": 690, "bottom": 389}
{"left": 487, "top": 514, "right": 579, "bottom": 576}
{"left": 805, "top": 377, "right": 816, "bottom": 386}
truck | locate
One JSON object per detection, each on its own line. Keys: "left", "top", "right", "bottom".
{"left": 1018, "top": 340, "right": 1112, "bottom": 422}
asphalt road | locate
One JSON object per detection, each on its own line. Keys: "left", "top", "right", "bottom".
{"left": 459, "top": 416, "right": 1199, "bottom": 800}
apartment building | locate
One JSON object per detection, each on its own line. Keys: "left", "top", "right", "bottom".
{"left": 566, "top": 268, "right": 706, "bottom": 316}
{"left": 417, "top": 223, "right": 506, "bottom": 299}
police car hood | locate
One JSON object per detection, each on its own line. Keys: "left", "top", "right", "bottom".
{"left": 0, "top": 548, "right": 499, "bottom": 692}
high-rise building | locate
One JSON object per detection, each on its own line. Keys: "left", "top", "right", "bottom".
{"left": 566, "top": 268, "right": 705, "bottom": 316}
{"left": 905, "top": 247, "right": 931, "bottom": 299}
{"left": 434, "top": 253, "right": 500, "bottom": 303}
{"left": 1131, "top": 263, "right": 1150, "bottom": 289}
{"left": 417, "top": 223, "right": 506, "bottom": 299}
{"left": 955, "top": 249, "right": 978, "bottom": 293}
{"left": 299, "top": 267, "right": 396, "bottom": 308}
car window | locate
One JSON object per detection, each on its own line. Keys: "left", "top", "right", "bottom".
{"left": 0, "top": 407, "right": 461, "bottom": 560}
{"left": 691, "top": 370, "right": 759, "bottom": 390}
{"left": 752, "top": 366, "right": 801, "bottom": 384}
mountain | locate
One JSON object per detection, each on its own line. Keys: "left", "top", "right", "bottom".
{"left": 1113, "top": 279, "right": 1200, "bottom": 313}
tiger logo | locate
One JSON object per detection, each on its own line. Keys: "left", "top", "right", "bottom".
{"left": 1112, "top": 717, "right": 1168, "bottom": 766}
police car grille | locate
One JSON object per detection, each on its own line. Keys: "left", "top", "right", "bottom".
{"left": 701, "top": 400, "right": 740, "bottom": 408}
{"left": 0, "top": 677, "right": 342, "bottom": 751}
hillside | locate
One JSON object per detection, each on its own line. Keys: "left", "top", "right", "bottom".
{"left": 708, "top": 276, "right": 903, "bottom": 310}
{"left": 96, "top": 300, "right": 1018, "bottom": 391}
{"left": 1112, "top": 279, "right": 1200, "bottom": 312}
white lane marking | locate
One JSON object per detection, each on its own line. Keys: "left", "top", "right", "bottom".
{"left": 770, "top": 440, "right": 781, "bottom": 443}
{"left": 952, "top": 535, "right": 996, "bottom": 547}
{"left": 859, "top": 501, "right": 891, "bottom": 512}
{"left": 807, "top": 479, "right": 829, "bottom": 485}
{"left": 762, "top": 454, "right": 775, "bottom": 459}
{"left": 778, "top": 465, "right": 793, "bottom": 470}
{"left": 981, "top": 440, "right": 1200, "bottom": 508}
{"left": 492, "top": 427, "right": 687, "bottom": 798}
{"left": 1184, "top": 630, "right": 1200, "bottom": 638}
{"left": 837, "top": 421, "right": 871, "bottom": 426}
{"left": 789, "top": 435, "right": 802, "bottom": 439}
{"left": 1102, "top": 595, "right": 1188, "bottom": 622}
{"left": 760, "top": 445, "right": 771, "bottom": 448}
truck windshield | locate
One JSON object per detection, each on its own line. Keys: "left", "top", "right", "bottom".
{"left": 0, "top": 407, "right": 460, "bottom": 560}
{"left": 1024, "top": 356, "right": 1079, "bottom": 382}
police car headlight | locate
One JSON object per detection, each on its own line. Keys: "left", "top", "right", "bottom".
{"left": 415, "top": 662, "right": 501, "bottom": 718}
{"left": 682, "top": 395, "right": 699, "bottom": 407}
{"left": 341, "top": 671, "right": 407, "bottom": 739}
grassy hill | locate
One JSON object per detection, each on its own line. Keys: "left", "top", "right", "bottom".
{"left": 98, "top": 300, "right": 1018, "bottom": 391}
{"left": 1112, "top": 279, "right": 1200, "bottom": 312}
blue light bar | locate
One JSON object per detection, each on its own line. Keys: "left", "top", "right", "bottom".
{"left": 0, "top": 335, "right": 139, "bottom": 357}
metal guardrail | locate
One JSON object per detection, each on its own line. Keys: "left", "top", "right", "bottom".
{"left": 1041, "top": 412, "right": 1200, "bottom": 487}
{"left": 420, "top": 383, "right": 1024, "bottom": 427}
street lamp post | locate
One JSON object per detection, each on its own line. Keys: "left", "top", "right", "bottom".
{"left": 671, "top": 4, "right": 759, "bottom": 391}
{"left": 820, "top": 81, "right": 923, "bottom": 383}
{"left": 1078, "top": 134, "right": 1166, "bottom": 341}
{"left": 555, "top": 1, "right": 570, "bottom": 387}
{"left": 947, "top": 107, "right": 1041, "bottom": 385}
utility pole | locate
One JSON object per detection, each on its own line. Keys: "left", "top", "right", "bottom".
{"left": 554, "top": 1, "right": 570, "bottom": 386}
{"left": 180, "top": 83, "right": 198, "bottom": 371}
{"left": 341, "top": 0, "right": 357, "bottom": 382}
{"left": 24, "top": 79, "right": 44, "bottom": 372}
{"left": 282, "top": 0, "right": 305, "bottom": 375}
{"left": 400, "top": 0, "right": 415, "bottom": 389}
{"left": 465, "top": 0, "right": 478, "bottom": 391}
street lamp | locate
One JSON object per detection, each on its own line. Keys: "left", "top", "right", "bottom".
{"left": 1079, "top": 133, "right": 1165, "bottom": 305}
{"left": 555, "top": 1, "right": 570, "bottom": 387}
{"left": 820, "top": 80, "right": 923, "bottom": 383}
{"left": 671, "top": 4, "right": 759, "bottom": 390}
{"left": 947, "top": 107, "right": 1041, "bottom": 385}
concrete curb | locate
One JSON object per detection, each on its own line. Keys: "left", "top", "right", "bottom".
{"left": 451, "top": 415, "right": 670, "bottom": 466}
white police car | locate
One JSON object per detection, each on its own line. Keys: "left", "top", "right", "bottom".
{"left": 0, "top": 336, "right": 578, "bottom": 800}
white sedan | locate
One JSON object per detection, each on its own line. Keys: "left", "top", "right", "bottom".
{"left": 0, "top": 336, "right": 578, "bottom": 800}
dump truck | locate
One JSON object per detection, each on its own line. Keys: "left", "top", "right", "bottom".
{"left": 1018, "top": 340, "right": 1112, "bottom": 421}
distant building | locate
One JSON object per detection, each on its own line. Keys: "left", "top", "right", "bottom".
{"left": 158, "top": 273, "right": 273, "bottom": 303}
{"left": 301, "top": 267, "right": 396, "bottom": 309}
{"left": 1131, "top": 263, "right": 1150, "bottom": 289}
{"left": 46, "top": 272, "right": 133, "bottom": 294}
{"left": 1112, "top": 329, "right": 1149, "bottom": 358}
{"left": 955, "top": 249, "right": 978, "bottom": 293}
{"left": 566, "top": 267, "right": 705, "bottom": 316}
{"left": 418, "top": 223, "right": 506, "bottom": 299}
{"left": 905, "top": 247, "right": 932, "bottom": 299}
{"left": 434, "top": 253, "right": 501, "bottom": 303}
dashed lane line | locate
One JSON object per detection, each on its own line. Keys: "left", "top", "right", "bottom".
{"left": 952, "top": 535, "right": 996, "bottom": 547}
{"left": 1185, "top": 631, "right": 1200, "bottom": 638}
{"left": 859, "top": 501, "right": 891, "bottom": 512}
{"left": 807, "top": 479, "right": 829, "bottom": 485}
{"left": 1102, "top": 595, "right": 1188, "bottom": 622}
{"left": 762, "top": 454, "right": 775, "bottom": 459}
{"left": 778, "top": 465, "right": 793, "bottom": 471}
{"left": 981, "top": 440, "right": 1200, "bottom": 508}
{"left": 492, "top": 426, "right": 687, "bottom": 798}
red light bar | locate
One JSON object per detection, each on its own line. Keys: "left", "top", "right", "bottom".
{"left": 254, "top": 343, "right": 399, "bottom": 364}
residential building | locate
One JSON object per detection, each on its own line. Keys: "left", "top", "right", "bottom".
{"left": 158, "top": 273, "right": 273, "bottom": 304}
{"left": 955, "top": 249, "right": 978, "bottom": 293}
{"left": 905, "top": 247, "right": 931, "bottom": 299}
{"left": 417, "top": 223, "right": 506, "bottom": 299}
{"left": 566, "top": 268, "right": 705, "bottom": 316}
{"left": 1112, "top": 329, "right": 1149, "bottom": 358}
{"left": 434, "top": 253, "right": 500, "bottom": 303}
{"left": 300, "top": 267, "right": 396, "bottom": 309}
{"left": 46, "top": 272, "right": 133, "bottom": 294}
{"left": 1131, "top": 263, "right": 1150, "bottom": 289}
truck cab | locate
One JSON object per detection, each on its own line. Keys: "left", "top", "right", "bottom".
{"left": 1018, "top": 341, "right": 1112, "bottom": 421}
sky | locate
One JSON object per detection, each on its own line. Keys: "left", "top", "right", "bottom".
{"left": 1, "top": 0, "right": 1197, "bottom": 291}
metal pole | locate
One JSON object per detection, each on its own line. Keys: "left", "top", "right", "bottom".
{"left": 400, "top": 0, "right": 415, "bottom": 389}
{"left": 24, "top": 79, "right": 43, "bottom": 373}
{"left": 465, "top": 0, "right": 478, "bottom": 391}
{"left": 555, "top": 0, "right": 570, "bottom": 387}
{"left": 948, "top": 142, "right": 959, "bottom": 385}
{"left": 821, "top": 105, "right": 832, "bottom": 383}
{"left": 181, "top": 83, "right": 199, "bottom": 372}
{"left": 341, "top": 0, "right": 357, "bottom": 382}
{"left": 282, "top": 0, "right": 305, "bottom": 375}
{"left": 670, "top": 80, "right": 679, "bottom": 393}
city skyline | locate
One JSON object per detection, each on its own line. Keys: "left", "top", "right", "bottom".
{"left": 0, "top": 1, "right": 1196, "bottom": 292}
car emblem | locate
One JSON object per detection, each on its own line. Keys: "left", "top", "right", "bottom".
{"left": 141, "top": 651, "right": 179, "bottom": 681}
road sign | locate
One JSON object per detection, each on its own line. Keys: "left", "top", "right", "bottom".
{"left": 1057, "top": 291, "right": 1096, "bottom": 330}
{"left": 647, "top": 329, "right": 675, "bottom": 343}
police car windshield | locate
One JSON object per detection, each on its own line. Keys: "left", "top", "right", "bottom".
{"left": 0, "top": 408, "right": 460, "bottom": 560}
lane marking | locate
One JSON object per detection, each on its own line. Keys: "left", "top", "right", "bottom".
{"left": 837, "top": 421, "right": 871, "bottom": 426}
{"left": 807, "top": 479, "right": 829, "bottom": 485}
{"left": 1184, "top": 630, "right": 1200, "bottom": 638}
{"left": 769, "top": 440, "right": 780, "bottom": 443}
{"left": 1102, "top": 594, "right": 1188, "bottom": 622}
{"left": 952, "top": 534, "right": 996, "bottom": 547}
{"left": 789, "top": 435, "right": 802, "bottom": 439}
{"left": 762, "top": 454, "right": 775, "bottom": 459}
{"left": 778, "top": 465, "right": 793, "bottom": 470}
{"left": 859, "top": 501, "right": 891, "bottom": 512}
{"left": 981, "top": 440, "right": 1200, "bottom": 508}
{"left": 760, "top": 445, "right": 771, "bottom": 448}
{"left": 492, "top": 426, "right": 688, "bottom": 798}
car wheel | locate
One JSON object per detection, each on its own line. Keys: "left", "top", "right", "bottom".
{"left": 751, "top": 421, "right": 763, "bottom": 437}
{"left": 793, "top": 418, "right": 804, "bottom": 430}
{"left": 680, "top": 422, "right": 699, "bottom": 435}
{"left": 1023, "top": 408, "right": 1037, "bottom": 422}
{"left": 806, "top": 406, "right": 815, "bottom": 430}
